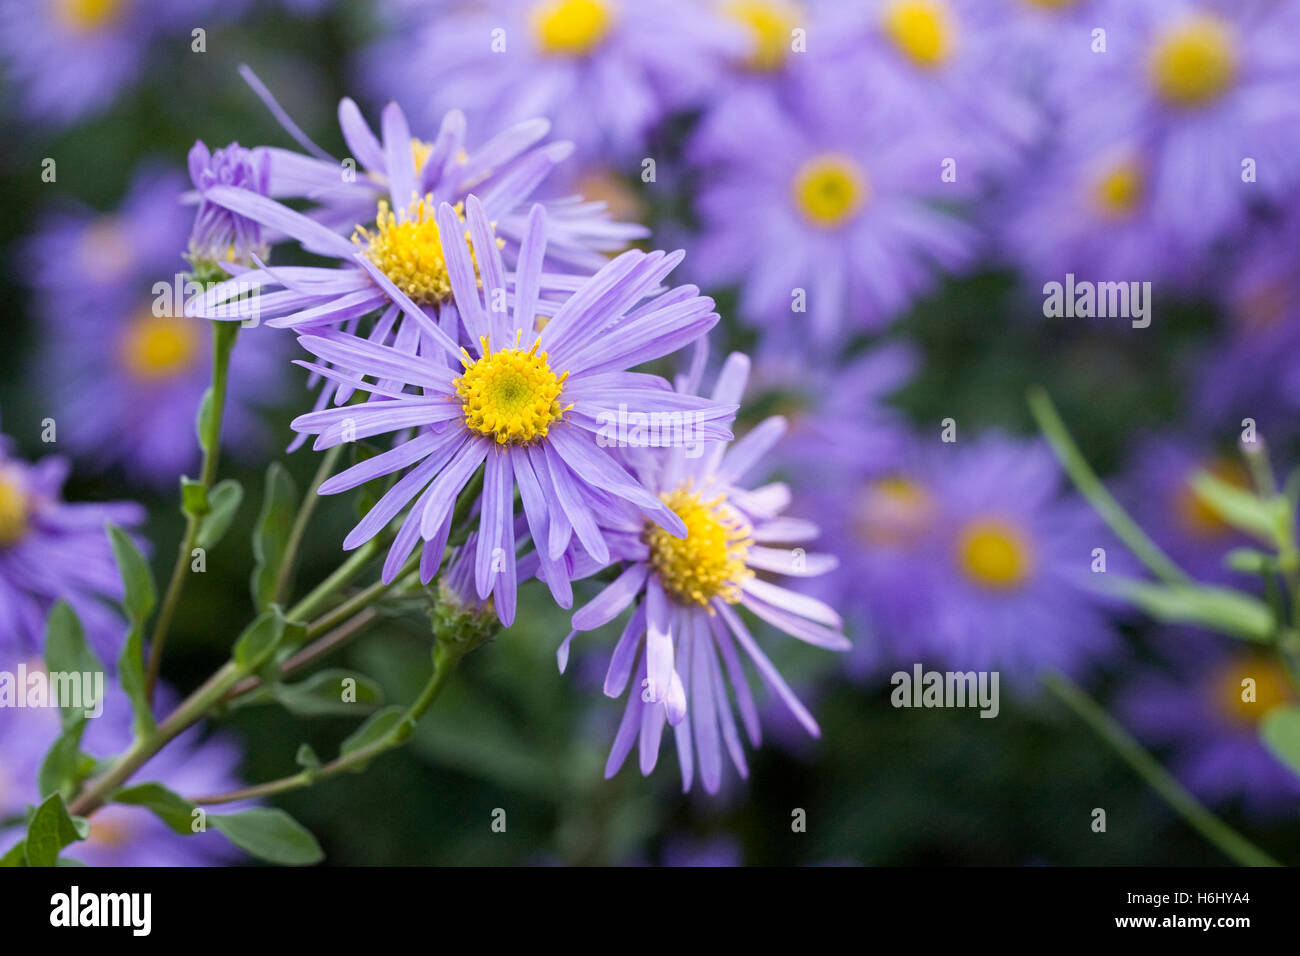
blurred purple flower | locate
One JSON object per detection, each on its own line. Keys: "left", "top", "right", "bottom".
{"left": 0, "top": 436, "right": 141, "bottom": 662}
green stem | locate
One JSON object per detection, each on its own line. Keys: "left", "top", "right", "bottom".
{"left": 304, "top": 566, "right": 419, "bottom": 640}
{"left": 192, "top": 637, "right": 469, "bottom": 806}
{"left": 145, "top": 321, "right": 239, "bottom": 705}
{"left": 70, "top": 661, "right": 246, "bottom": 818}
{"left": 1027, "top": 387, "right": 1189, "bottom": 587}
{"left": 1042, "top": 671, "right": 1281, "bottom": 867}
{"left": 274, "top": 445, "right": 343, "bottom": 606}
{"left": 286, "top": 537, "right": 382, "bottom": 623}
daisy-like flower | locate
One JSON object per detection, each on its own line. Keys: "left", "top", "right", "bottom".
{"left": 1053, "top": 0, "right": 1300, "bottom": 250}
{"left": 0, "top": 0, "right": 228, "bottom": 126}
{"left": 23, "top": 165, "right": 284, "bottom": 485}
{"left": 688, "top": 74, "right": 977, "bottom": 344}
{"left": 1119, "top": 437, "right": 1256, "bottom": 587}
{"left": 361, "top": 0, "right": 740, "bottom": 163}
{"left": 818, "top": 0, "right": 1044, "bottom": 181}
{"left": 0, "top": 657, "right": 251, "bottom": 866}
{"left": 558, "top": 352, "right": 848, "bottom": 794}
{"left": 288, "top": 201, "right": 734, "bottom": 626}
{"left": 0, "top": 437, "right": 143, "bottom": 661}
{"left": 807, "top": 434, "right": 1120, "bottom": 681}
{"left": 186, "top": 140, "right": 273, "bottom": 271}
{"left": 1121, "top": 638, "right": 1300, "bottom": 818}
{"left": 239, "top": 75, "right": 645, "bottom": 273}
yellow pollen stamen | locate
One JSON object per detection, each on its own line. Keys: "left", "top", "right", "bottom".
{"left": 853, "top": 476, "right": 934, "bottom": 546}
{"left": 1149, "top": 15, "right": 1238, "bottom": 107}
{"left": 793, "top": 154, "right": 867, "bottom": 228}
{"left": 354, "top": 197, "right": 459, "bottom": 305}
{"left": 0, "top": 471, "right": 31, "bottom": 548}
{"left": 725, "top": 0, "right": 800, "bottom": 72}
{"left": 119, "top": 311, "right": 201, "bottom": 383}
{"left": 411, "top": 138, "right": 434, "bottom": 174}
{"left": 956, "top": 516, "right": 1033, "bottom": 590}
{"left": 645, "top": 484, "right": 753, "bottom": 607}
{"left": 1213, "top": 656, "right": 1292, "bottom": 728}
{"left": 1022, "top": 0, "right": 1077, "bottom": 9}
{"left": 532, "top": 0, "right": 613, "bottom": 56}
{"left": 55, "top": 0, "right": 123, "bottom": 34}
{"left": 454, "top": 333, "right": 569, "bottom": 445}
{"left": 1092, "top": 159, "right": 1144, "bottom": 218}
{"left": 883, "top": 0, "right": 954, "bottom": 70}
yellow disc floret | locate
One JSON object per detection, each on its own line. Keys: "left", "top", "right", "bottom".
{"left": 532, "top": 0, "right": 613, "bottom": 56}
{"left": 725, "top": 0, "right": 800, "bottom": 72}
{"left": 119, "top": 312, "right": 201, "bottom": 383}
{"left": 883, "top": 0, "right": 954, "bottom": 70}
{"left": 55, "top": 0, "right": 123, "bottom": 34}
{"left": 0, "top": 470, "right": 31, "bottom": 548}
{"left": 853, "top": 476, "right": 934, "bottom": 546}
{"left": 793, "top": 154, "right": 867, "bottom": 228}
{"left": 1092, "top": 159, "right": 1144, "bottom": 218}
{"left": 455, "top": 333, "right": 569, "bottom": 445}
{"left": 956, "top": 516, "right": 1034, "bottom": 590}
{"left": 1213, "top": 656, "right": 1292, "bottom": 727}
{"left": 645, "top": 484, "right": 753, "bottom": 607}
{"left": 1149, "top": 15, "right": 1238, "bottom": 107}
{"left": 354, "top": 197, "right": 458, "bottom": 305}
{"left": 1022, "top": 0, "right": 1077, "bottom": 9}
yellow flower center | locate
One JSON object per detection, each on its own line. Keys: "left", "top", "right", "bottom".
{"left": 645, "top": 485, "right": 753, "bottom": 607}
{"left": 411, "top": 138, "right": 434, "bottom": 174}
{"left": 54, "top": 0, "right": 123, "bottom": 34}
{"left": 0, "top": 472, "right": 31, "bottom": 548}
{"left": 1213, "top": 656, "right": 1292, "bottom": 728}
{"left": 725, "top": 0, "right": 800, "bottom": 72}
{"left": 1149, "top": 15, "right": 1238, "bottom": 107}
{"left": 793, "top": 155, "right": 868, "bottom": 228}
{"left": 853, "top": 476, "right": 934, "bottom": 546}
{"left": 1175, "top": 459, "right": 1249, "bottom": 538}
{"left": 532, "top": 0, "right": 613, "bottom": 56}
{"left": 354, "top": 197, "right": 457, "bottom": 305}
{"left": 956, "top": 517, "right": 1034, "bottom": 590}
{"left": 119, "top": 312, "right": 201, "bottom": 383}
{"left": 454, "top": 334, "right": 569, "bottom": 445}
{"left": 87, "top": 814, "right": 134, "bottom": 848}
{"left": 1021, "top": 0, "right": 1077, "bottom": 9}
{"left": 883, "top": 0, "right": 953, "bottom": 69}
{"left": 1092, "top": 159, "right": 1144, "bottom": 218}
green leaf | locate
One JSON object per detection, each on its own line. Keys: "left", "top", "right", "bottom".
{"left": 112, "top": 782, "right": 199, "bottom": 835}
{"left": 1099, "top": 577, "right": 1275, "bottom": 642}
{"left": 210, "top": 809, "right": 323, "bottom": 866}
{"left": 250, "top": 463, "right": 297, "bottom": 611}
{"left": 338, "top": 705, "right": 405, "bottom": 769}
{"left": 43, "top": 602, "right": 104, "bottom": 732}
{"left": 233, "top": 606, "right": 288, "bottom": 673}
{"left": 195, "top": 387, "right": 215, "bottom": 450}
{"left": 1189, "top": 470, "right": 1281, "bottom": 545}
{"left": 37, "top": 732, "right": 86, "bottom": 801}
{"left": 295, "top": 743, "right": 322, "bottom": 773}
{"left": 0, "top": 841, "right": 27, "bottom": 867}
{"left": 1260, "top": 705, "right": 1300, "bottom": 780}
{"left": 116, "top": 622, "right": 155, "bottom": 738}
{"left": 271, "top": 669, "right": 385, "bottom": 717}
{"left": 24, "top": 794, "right": 87, "bottom": 868}
{"left": 107, "top": 523, "right": 156, "bottom": 623}
{"left": 196, "top": 479, "right": 244, "bottom": 550}
{"left": 1224, "top": 547, "right": 1276, "bottom": 575}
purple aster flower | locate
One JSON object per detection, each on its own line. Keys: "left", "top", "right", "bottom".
{"left": 688, "top": 74, "right": 977, "bottom": 345}
{"left": 288, "top": 202, "right": 733, "bottom": 626}
{"left": 186, "top": 140, "right": 273, "bottom": 270}
{"left": 806, "top": 433, "right": 1121, "bottom": 682}
{"left": 0, "top": 657, "right": 250, "bottom": 866}
{"left": 559, "top": 352, "right": 848, "bottom": 794}
{"left": 360, "top": 0, "right": 740, "bottom": 163}
{"left": 0, "top": 0, "right": 227, "bottom": 126}
{"left": 0, "top": 437, "right": 142, "bottom": 662}
{"left": 1118, "top": 437, "right": 1258, "bottom": 588}
{"left": 1120, "top": 637, "right": 1300, "bottom": 818}
{"left": 818, "top": 0, "right": 1044, "bottom": 181}
{"left": 1051, "top": 0, "right": 1300, "bottom": 252}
